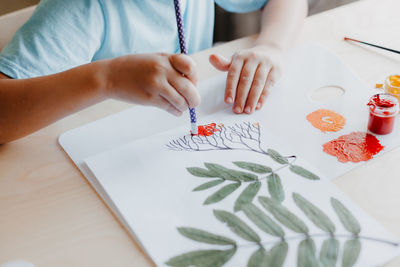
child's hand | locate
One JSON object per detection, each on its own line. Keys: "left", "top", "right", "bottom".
{"left": 104, "top": 53, "right": 200, "bottom": 116}
{"left": 209, "top": 45, "right": 283, "bottom": 114}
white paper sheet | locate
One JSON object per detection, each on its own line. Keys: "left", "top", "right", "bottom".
{"left": 84, "top": 117, "right": 400, "bottom": 266}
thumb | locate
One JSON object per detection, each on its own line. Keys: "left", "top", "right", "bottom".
{"left": 209, "top": 54, "right": 231, "bottom": 71}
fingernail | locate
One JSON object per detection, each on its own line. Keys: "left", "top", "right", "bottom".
{"left": 256, "top": 103, "right": 261, "bottom": 109}
{"left": 234, "top": 106, "right": 242, "bottom": 113}
{"left": 226, "top": 97, "right": 233, "bottom": 104}
{"left": 245, "top": 106, "right": 251, "bottom": 114}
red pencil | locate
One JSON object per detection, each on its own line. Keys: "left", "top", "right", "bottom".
{"left": 344, "top": 37, "right": 400, "bottom": 55}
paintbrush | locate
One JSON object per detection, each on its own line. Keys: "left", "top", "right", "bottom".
{"left": 344, "top": 37, "right": 400, "bottom": 55}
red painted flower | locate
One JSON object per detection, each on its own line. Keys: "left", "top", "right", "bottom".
{"left": 192, "top": 123, "right": 220, "bottom": 136}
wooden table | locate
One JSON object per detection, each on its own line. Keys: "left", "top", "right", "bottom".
{"left": 1, "top": 0, "right": 400, "bottom": 265}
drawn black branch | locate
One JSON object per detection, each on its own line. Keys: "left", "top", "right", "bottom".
{"left": 166, "top": 122, "right": 266, "bottom": 154}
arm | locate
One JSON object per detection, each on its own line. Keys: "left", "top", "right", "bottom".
{"left": 210, "top": 0, "right": 308, "bottom": 114}
{"left": 0, "top": 62, "right": 105, "bottom": 144}
{"left": 0, "top": 53, "right": 199, "bottom": 144}
{"left": 254, "top": 0, "right": 308, "bottom": 51}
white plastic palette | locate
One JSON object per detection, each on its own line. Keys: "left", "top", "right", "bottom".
{"left": 250, "top": 44, "right": 400, "bottom": 178}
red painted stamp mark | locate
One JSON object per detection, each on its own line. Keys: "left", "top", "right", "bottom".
{"left": 323, "top": 132, "right": 384, "bottom": 163}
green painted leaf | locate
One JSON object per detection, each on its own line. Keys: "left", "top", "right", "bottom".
{"left": 267, "top": 149, "right": 289, "bottom": 164}
{"left": 233, "top": 161, "right": 272, "bottom": 174}
{"left": 204, "top": 163, "right": 257, "bottom": 182}
{"left": 214, "top": 210, "right": 261, "bottom": 243}
{"left": 331, "top": 198, "right": 361, "bottom": 234}
{"left": 269, "top": 242, "right": 288, "bottom": 267}
{"left": 204, "top": 183, "right": 240, "bottom": 205}
{"left": 297, "top": 238, "right": 319, "bottom": 267}
{"left": 342, "top": 239, "right": 361, "bottom": 267}
{"left": 319, "top": 238, "right": 339, "bottom": 267}
{"left": 233, "top": 170, "right": 258, "bottom": 182}
{"left": 289, "top": 165, "right": 320, "bottom": 180}
{"left": 201, "top": 248, "right": 236, "bottom": 267}
{"left": 177, "top": 227, "right": 236, "bottom": 246}
{"left": 259, "top": 196, "right": 309, "bottom": 234}
{"left": 242, "top": 203, "right": 284, "bottom": 237}
{"left": 204, "top": 163, "right": 240, "bottom": 181}
{"left": 267, "top": 173, "right": 285, "bottom": 203}
{"left": 293, "top": 193, "right": 335, "bottom": 233}
{"left": 224, "top": 169, "right": 258, "bottom": 182}
{"left": 187, "top": 167, "right": 217, "bottom": 178}
{"left": 247, "top": 247, "right": 269, "bottom": 267}
{"left": 165, "top": 248, "right": 236, "bottom": 267}
{"left": 193, "top": 179, "right": 224, "bottom": 191}
{"left": 234, "top": 182, "right": 261, "bottom": 212}
{"left": 205, "top": 248, "right": 237, "bottom": 267}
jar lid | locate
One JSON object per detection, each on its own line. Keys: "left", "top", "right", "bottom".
{"left": 367, "top": 93, "right": 399, "bottom": 116}
{"left": 387, "top": 75, "right": 400, "bottom": 88}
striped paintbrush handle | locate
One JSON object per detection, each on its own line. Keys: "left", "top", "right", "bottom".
{"left": 173, "top": 0, "right": 198, "bottom": 134}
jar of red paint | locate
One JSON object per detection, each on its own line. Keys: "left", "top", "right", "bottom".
{"left": 367, "top": 93, "right": 399, "bottom": 135}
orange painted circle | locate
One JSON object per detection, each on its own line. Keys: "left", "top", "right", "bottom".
{"left": 306, "top": 109, "right": 346, "bottom": 133}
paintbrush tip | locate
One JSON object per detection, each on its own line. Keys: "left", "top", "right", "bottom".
{"left": 344, "top": 37, "right": 358, "bottom": 43}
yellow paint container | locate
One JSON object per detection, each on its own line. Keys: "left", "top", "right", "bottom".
{"left": 384, "top": 75, "right": 400, "bottom": 103}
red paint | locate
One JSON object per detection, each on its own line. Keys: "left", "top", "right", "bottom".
{"left": 191, "top": 123, "right": 220, "bottom": 136}
{"left": 368, "top": 114, "right": 396, "bottom": 135}
{"left": 323, "top": 132, "right": 384, "bottom": 163}
{"left": 344, "top": 37, "right": 359, "bottom": 42}
{"left": 367, "top": 94, "right": 399, "bottom": 135}
{"left": 368, "top": 94, "right": 395, "bottom": 109}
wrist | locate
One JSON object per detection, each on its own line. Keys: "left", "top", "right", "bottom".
{"left": 254, "top": 40, "right": 286, "bottom": 52}
{"left": 91, "top": 59, "right": 114, "bottom": 99}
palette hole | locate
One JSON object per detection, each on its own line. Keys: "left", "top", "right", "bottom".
{"left": 311, "top": 85, "right": 345, "bottom": 103}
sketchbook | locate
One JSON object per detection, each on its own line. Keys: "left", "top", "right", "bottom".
{"left": 60, "top": 44, "right": 400, "bottom": 266}
{"left": 84, "top": 117, "right": 400, "bottom": 266}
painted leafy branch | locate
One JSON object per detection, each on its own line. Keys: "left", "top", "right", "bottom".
{"left": 164, "top": 121, "right": 397, "bottom": 266}
{"left": 166, "top": 194, "right": 398, "bottom": 267}
{"left": 187, "top": 160, "right": 316, "bottom": 209}
{"left": 166, "top": 122, "right": 320, "bottom": 183}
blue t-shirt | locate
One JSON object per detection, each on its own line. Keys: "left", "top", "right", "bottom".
{"left": 0, "top": 0, "right": 268, "bottom": 79}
